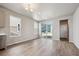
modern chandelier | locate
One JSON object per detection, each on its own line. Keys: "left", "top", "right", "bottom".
{"left": 25, "top": 4, "right": 34, "bottom": 12}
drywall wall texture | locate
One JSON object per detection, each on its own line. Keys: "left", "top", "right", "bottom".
{"left": 39, "top": 15, "right": 73, "bottom": 42}
{"left": 73, "top": 6, "right": 79, "bottom": 48}
{"left": 0, "top": 7, "right": 38, "bottom": 46}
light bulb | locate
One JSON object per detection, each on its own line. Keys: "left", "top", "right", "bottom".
{"left": 25, "top": 8, "right": 28, "bottom": 10}
{"left": 30, "top": 9, "right": 33, "bottom": 12}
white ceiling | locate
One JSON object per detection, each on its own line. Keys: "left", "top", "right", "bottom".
{"left": 0, "top": 3, "right": 79, "bottom": 21}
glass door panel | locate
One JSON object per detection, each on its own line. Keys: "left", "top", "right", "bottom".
{"left": 46, "top": 24, "right": 52, "bottom": 38}
{"left": 41, "top": 23, "right": 52, "bottom": 38}
{"left": 41, "top": 24, "right": 47, "bottom": 38}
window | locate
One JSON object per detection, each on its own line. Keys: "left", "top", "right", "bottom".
{"left": 10, "top": 15, "right": 21, "bottom": 37}
{"left": 34, "top": 21, "right": 38, "bottom": 35}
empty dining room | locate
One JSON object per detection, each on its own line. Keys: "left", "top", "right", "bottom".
{"left": 0, "top": 3, "right": 79, "bottom": 56}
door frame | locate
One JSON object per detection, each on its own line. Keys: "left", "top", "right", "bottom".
{"left": 59, "top": 19, "right": 69, "bottom": 41}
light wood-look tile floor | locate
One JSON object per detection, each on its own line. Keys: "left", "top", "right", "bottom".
{"left": 0, "top": 38, "right": 79, "bottom": 56}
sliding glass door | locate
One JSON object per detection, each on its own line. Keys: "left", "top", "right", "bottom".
{"left": 41, "top": 22, "right": 53, "bottom": 38}
{"left": 41, "top": 24, "right": 47, "bottom": 38}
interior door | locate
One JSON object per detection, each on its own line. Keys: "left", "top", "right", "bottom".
{"left": 60, "top": 20, "right": 69, "bottom": 41}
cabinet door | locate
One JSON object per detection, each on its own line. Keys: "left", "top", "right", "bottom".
{"left": 0, "top": 35, "right": 6, "bottom": 49}
{"left": 0, "top": 10, "right": 5, "bottom": 27}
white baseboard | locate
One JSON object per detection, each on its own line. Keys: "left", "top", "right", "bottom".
{"left": 7, "top": 39, "right": 33, "bottom": 46}
{"left": 69, "top": 40, "right": 73, "bottom": 43}
{"left": 73, "top": 40, "right": 79, "bottom": 49}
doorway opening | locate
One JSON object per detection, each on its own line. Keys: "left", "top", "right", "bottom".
{"left": 60, "top": 20, "right": 69, "bottom": 41}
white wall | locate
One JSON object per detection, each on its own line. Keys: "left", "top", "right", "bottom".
{"left": 39, "top": 15, "right": 73, "bottom": 41}
{"left": 7, "top": 17, "right": 35, "bottom": 46}
{"left": 0, "top": 7, "right": 38, "bottom": 46}
{"left": 52, "top": 19, "right": 60, "bottom": 40}
{"left": 73, "top": 7, "right": 79, "bottom": 48}
{"left": 54, "top": 16, "right": 73, "bottom": 42}
{"left": 10, "top": 15, "right": 21, "bottom": 26}
{"left": 34, "top": 21, "right": 39, "bottom": 39}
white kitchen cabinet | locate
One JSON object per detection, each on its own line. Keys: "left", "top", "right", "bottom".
{"left": 0, "top": 34, "right": 6, "bottom": 49}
